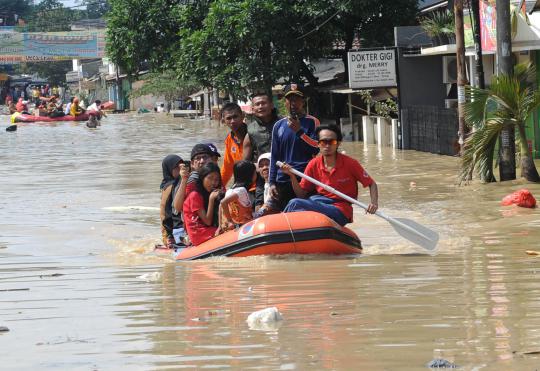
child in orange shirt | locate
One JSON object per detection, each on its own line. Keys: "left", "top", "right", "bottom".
{"left": 219, "top": 161, "right": 257, "bottom": 231}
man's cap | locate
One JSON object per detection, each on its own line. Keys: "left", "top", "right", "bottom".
{"left": 204, "top": 142, "right": 221, "bottom": 157}
{"left": 257, "top": 152, "right": 271, "bottom": 167}
{"left": 190, "top": 143, "right": 214, "bottom": 160}
{"left": 283, "top": 83, "right": 305, "bottom": 98}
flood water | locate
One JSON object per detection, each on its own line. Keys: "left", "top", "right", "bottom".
{"left": 1, "top": 113, "right": 540, "bottom": 370}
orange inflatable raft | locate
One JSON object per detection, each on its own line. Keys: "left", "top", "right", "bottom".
{"left": 156, "top": 211, "right": 362, "bottom": 261}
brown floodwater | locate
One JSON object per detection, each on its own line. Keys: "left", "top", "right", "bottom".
{"left": 1, "top": 112, "right": 540, "bottom": 370}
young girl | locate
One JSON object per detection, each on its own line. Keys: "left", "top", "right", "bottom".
{"left": 160, "top": 154, "right": 183, "bottom": 248}
{"left": 183, "top": 162, "right": 222, "bottom": 246}
{"left": 219, "top": 160, "right": 257, "bottom": 231}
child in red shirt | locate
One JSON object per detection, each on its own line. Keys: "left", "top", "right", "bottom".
{"left": 183, "top": 162, "right": 222, "bottom": 246}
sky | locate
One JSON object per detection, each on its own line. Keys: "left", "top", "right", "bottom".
{"left": 37, "top": 0, "right": 80, "bottom": 7}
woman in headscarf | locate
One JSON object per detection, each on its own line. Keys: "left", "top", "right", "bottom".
{"left": 69, "top": 97, "right": 85, "bottom": 116}
{"left": 160, "top": 154, "right": 188, "bottom": 248}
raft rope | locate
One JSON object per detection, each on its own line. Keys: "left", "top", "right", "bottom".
{"left": 282, "top": 212, "right": 296, "bottom": 248}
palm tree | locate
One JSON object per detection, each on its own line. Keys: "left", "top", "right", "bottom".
{"left": 460, "top": 62, "right": 540, "bottom": 183}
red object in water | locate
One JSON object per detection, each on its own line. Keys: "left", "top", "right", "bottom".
{"left": 14, "top": 113, "right": 90, "bottom": 123}
{"left": 101, "top": 101, "right": 115, "bottom": 110}
{"left": 501, "top": 189, "right": 537, "bottom": 208}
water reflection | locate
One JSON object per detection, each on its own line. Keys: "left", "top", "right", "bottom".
{"left": 2, "top": 113, "right": 540, "bottom": 369}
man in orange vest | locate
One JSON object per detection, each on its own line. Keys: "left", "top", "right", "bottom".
{"left": 220, "top": 102, "right": 247, "bottom": 186}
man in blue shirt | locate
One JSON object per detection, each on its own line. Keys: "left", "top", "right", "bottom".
{"left": 269, "top": 83, "right": 320, "bottom": 210}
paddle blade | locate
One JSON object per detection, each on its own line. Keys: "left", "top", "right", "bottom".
{"left": 389, "top": 217, "right": 439, "bottom": 251}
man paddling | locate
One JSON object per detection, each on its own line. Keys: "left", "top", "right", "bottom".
{"left": 281, "top": 124, "right": 378, "bottom": 226}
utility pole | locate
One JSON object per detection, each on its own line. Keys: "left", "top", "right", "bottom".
{"left": 454, "top": 0, "right": 468, "bottom": 155}
{"left": 470, "top": 0, "right": 485, "bottom": 89}
{"left": 496, "top": 0, "right": 516, "bottom": 180}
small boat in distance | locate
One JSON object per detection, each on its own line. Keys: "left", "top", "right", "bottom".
{"left": 13, "top": 113, "right": 90, "bottom": 123}
{"left": 155, "top": 211, "right": 362, "bottom": 261}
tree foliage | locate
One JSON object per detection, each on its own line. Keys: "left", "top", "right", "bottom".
{"left": 77, "top": 0, "right": 110, "bottom": 19}
{"left": 106, "top": 0, "right": 418, "bottom": 97}
{"left": 26, "top": 0, "right": 82, "bottom": 32}
{"left": 0, "top": 0, "right": 32, "bottom": 25}
{"left": 106, "top": 0, "right": 183, "bottom": 76}
{"left": 461, "top": 63, "right": 540, "bottom": 183}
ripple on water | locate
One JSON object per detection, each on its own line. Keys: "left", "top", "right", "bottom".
{"left": 2, "top": 114, "right": 540, "bottom": 369}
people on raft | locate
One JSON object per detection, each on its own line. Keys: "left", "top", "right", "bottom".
{"left": 183, "top": 162, "right": 223, "bottom": 246}
{"left": 174, "top": 143, "right": 220, "bottom": 214}
{"left": 47, "top": 96, "right": 65, "bottom": 118}
{"left": 268, "top": 83, "right": 320, "bottom": 211}
{"left": 280, "top": 124, "right": 378, "bottom": 226}
{"left": 160, "top": 154, "right": 185, "bottom": 248}
{"left": 218, "top": 160, "right": 257, "bottom": 232}
{"left": 243, "top": 92, "right": 281, "bottom": 162}
{"left": 8, "top": 100, "right": 17, "bottom": 114}
{"left": 65, "top": 97, "right": 74, "bottom": 116}
{"left": 220, "top": 102, "right": 247, "bottom": 186}
{"left": 15, "top": 98, "right": 29, "bottom": 114}
{"left": 70, "top": 97, "right": 86, "bottom": 117}
{"left": 87, "top": 99, "right": 107, "bottom": 119}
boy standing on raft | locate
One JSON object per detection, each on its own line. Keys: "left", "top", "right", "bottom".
{"left": 268, "top": 83, "right": 320, "bottom": 210}
{"left": 220, "top": 103, "right": 247, "bottom": 186}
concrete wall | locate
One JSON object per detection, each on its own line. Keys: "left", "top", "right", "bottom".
{"left": 130, "top": 80, "right": 165, "bottom": 111}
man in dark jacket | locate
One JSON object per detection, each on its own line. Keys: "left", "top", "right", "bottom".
{"left": 242, "top": 92, "right": 280, "bottom": 162}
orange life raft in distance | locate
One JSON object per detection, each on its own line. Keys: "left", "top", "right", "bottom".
{"left": 167, "top": 211, "right": 362, "bottom": 261}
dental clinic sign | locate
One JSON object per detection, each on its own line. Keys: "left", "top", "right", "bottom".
{"left": 348, "top": 49, "right": 397, "bottom": 89}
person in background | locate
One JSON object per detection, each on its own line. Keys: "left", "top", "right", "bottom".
{"left": 46, "top": 96, "right": 64, "bottom": 118}
{"left": 220, "top": 102, "right": 247, "bottom": 186}
{"left": 243, "top": 92, "right": 280, "bottom": 162}
{"left": 253, "top": 153, "right": 279, "bottom": 218}
{"left": 160, "top": 154, "right": 183, "bottom": 248}
{"left": 183, "top": 162, "right": 222, "bottom": 246}
{"left": 32, "top": 87, "right": 39, "bottom": 104}
{"left": 268, "top": 83, "right": 320, "bottom": 210}
{"left": 218, "top": 160, "right": 257, "bottom": 232}
{"left": 15, "top": 98, "right": 28, "bottom": 114}
{"left": 87, "top": 99, "right": 107, "bottom": 120}
{"left": 8, "top": 100, "right": 17, "bottom": 114}
{"left": 205, "top": 143, "right": 221, "bottom": 163}
{"left": 281, "top": 124, "right": 378, "bottom": 226}
{"left": 70, "top": 97, "right": 85, "bottom": 116}
{"left": 65, "top": 97, "right": 75, "bottom": 116}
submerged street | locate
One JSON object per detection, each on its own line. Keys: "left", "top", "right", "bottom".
{"left": 2, "top": 114, "right": 540, "bottom": 369}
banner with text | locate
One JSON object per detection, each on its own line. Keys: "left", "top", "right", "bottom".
{"left": 0, "top": 31, "right": 105, "bottom": 62}
{"left": 348, "top": 49, "right": 397, "bottom": 89}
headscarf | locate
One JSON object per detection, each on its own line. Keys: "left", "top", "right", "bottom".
{"left": 160, "top": 154, "right": 182, "bottom": 190}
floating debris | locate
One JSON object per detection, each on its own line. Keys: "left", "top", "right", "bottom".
{"left": 246, "top": 307, "right": 283, "bottom": 331}
{"left": 426, "top": 358, "right": 458, "bottom": 368}
{"left": 137, "top": 272, "right": 162, "bottom": 282}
